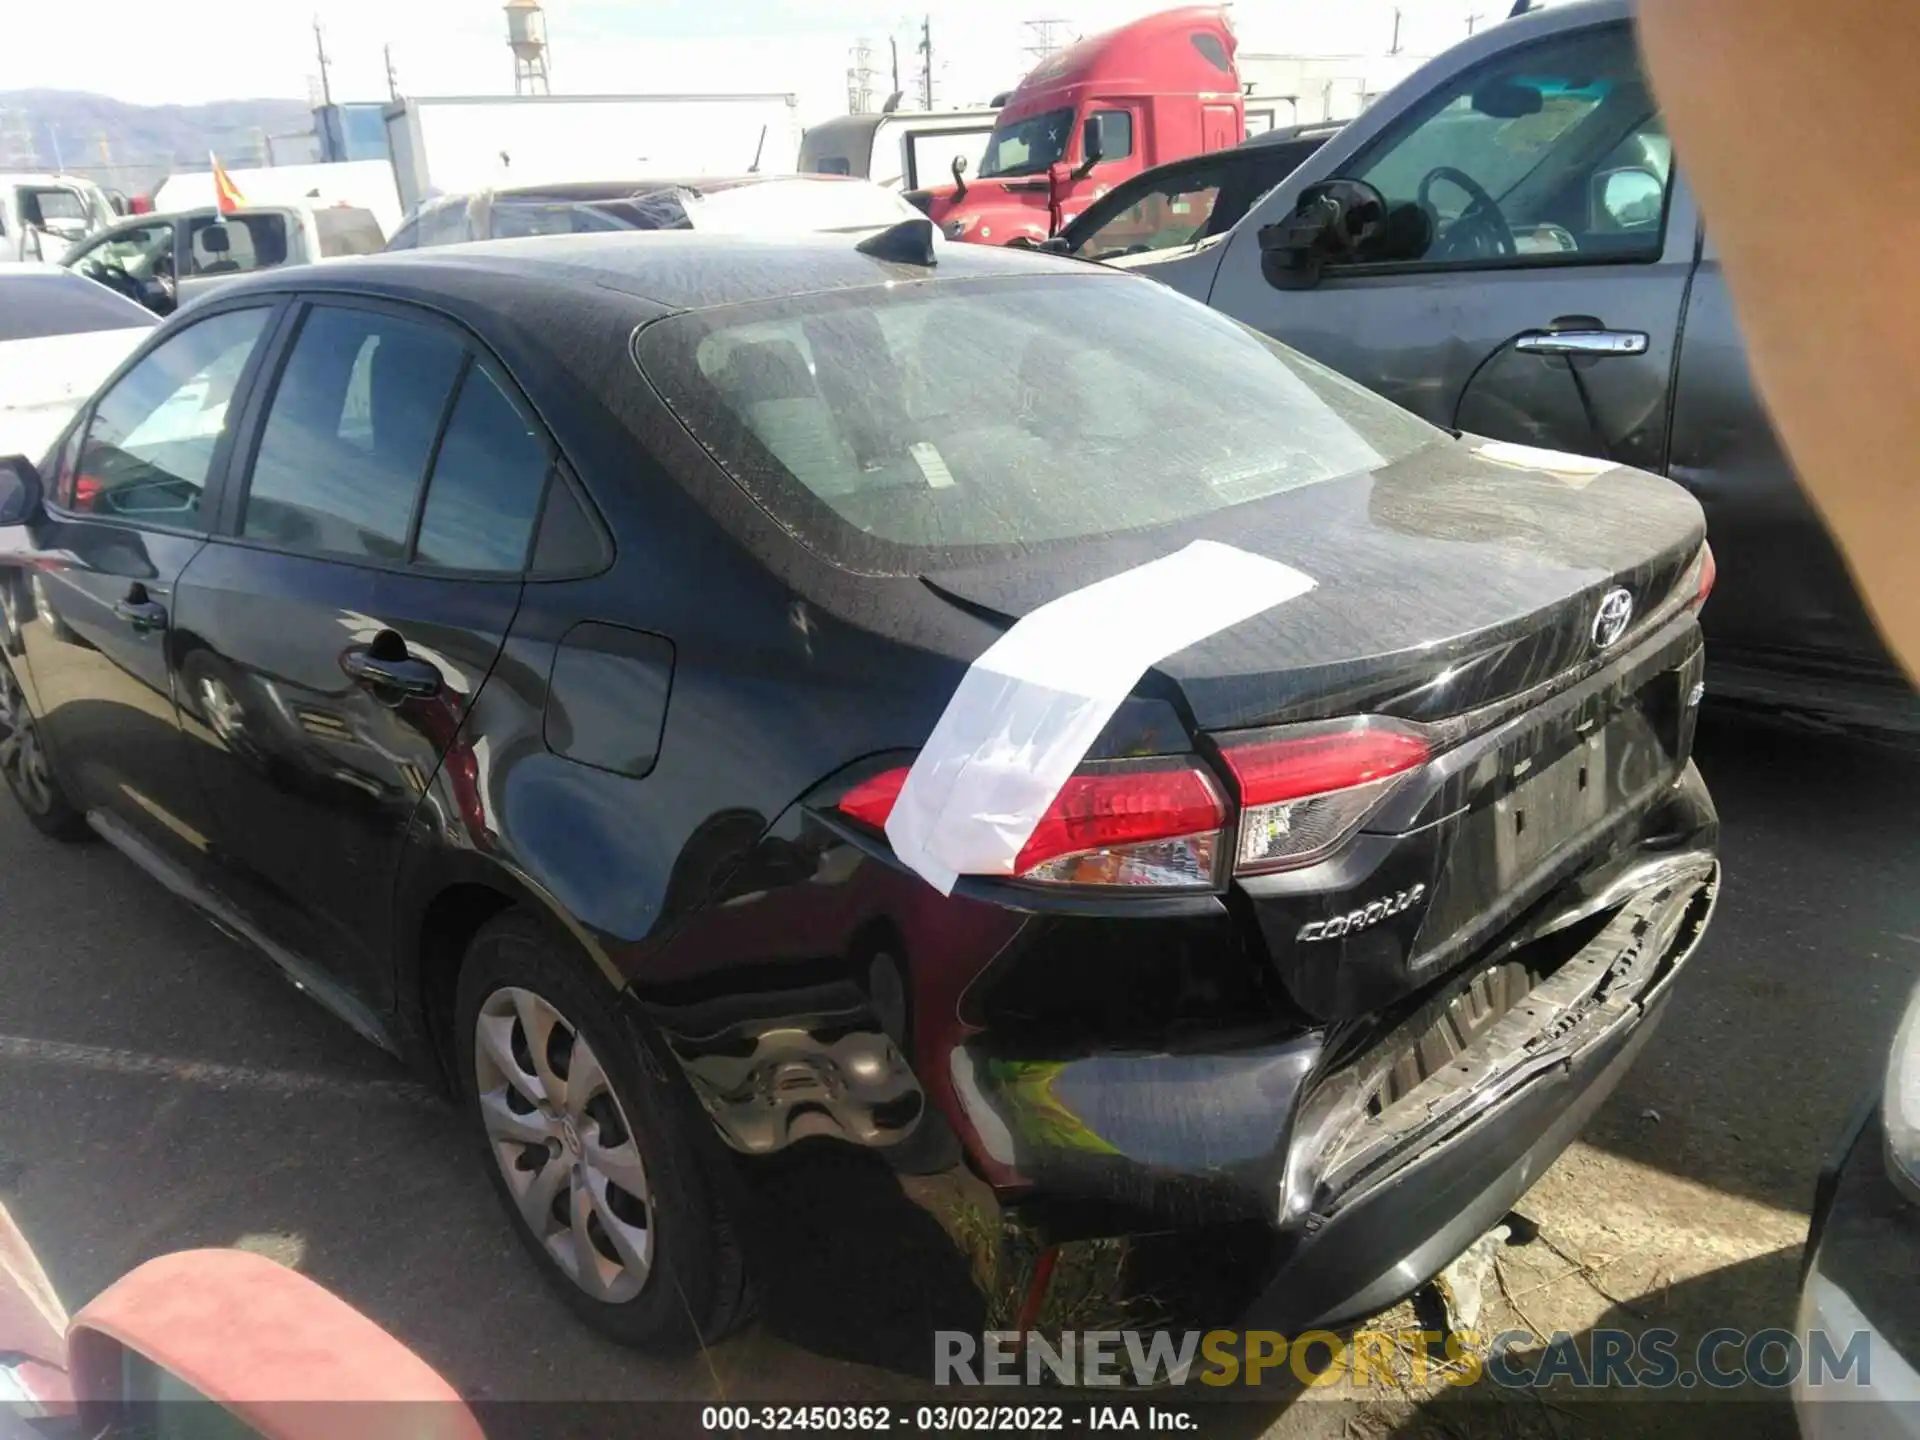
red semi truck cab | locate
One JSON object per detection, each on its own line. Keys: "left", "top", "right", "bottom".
{"left": 906, "top": 6, "right": 1245, "bottom": 246}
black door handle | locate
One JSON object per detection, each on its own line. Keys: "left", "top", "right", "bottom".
{"left": 342, "top": 642, "right": 442, "bottom": 700}
{"left": 113, "top": 587, "right": 167, "bottom": 632}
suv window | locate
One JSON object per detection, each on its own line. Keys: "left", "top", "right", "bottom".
{"left": 242, "top": 305, "right": 464, "bottom": 562}
{"left": 312, "top": 207, "right": 387, "bottom": 257}
{"left": 1072, "top": 162, "right": 1228, "bottom": 261}
{"left": 414, "top": 362, "right": 552, "bottom": 572}
{"left": 1345, "top": 23, "right": 1670, "bottom": 268}
{"left": 66, "top": 307, "right": 270, "bottom": 524}
{"left": 187, "top": 213, "right": 289, "bottom": 276}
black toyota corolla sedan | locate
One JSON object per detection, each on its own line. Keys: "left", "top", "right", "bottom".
{"left": 0, "top": 224, "right": 1720, "bottom": 1351}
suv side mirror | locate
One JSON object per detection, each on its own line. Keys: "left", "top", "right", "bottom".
{"left": 0, "top": 456, "right": 44, "bottom": 526}
{"left": 1257, "top": 178, "right": 1389, "bottom": 290}
{"left": 1595, "top": 166, "right": 1663, "bottom": 229}
{"left": 1074, "top": 115, "right": 1105, "bottom": 179}
{"left": 1036, "top": 235, "right": 1071, "bottom": 255}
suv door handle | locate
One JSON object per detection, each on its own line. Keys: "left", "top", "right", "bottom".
{"left": 342, "top": 642, "right": 442, "bottom": 700}
{"left": 1513, "top": 329, "right": 1650, "bottom": 357}
{"left": 113, "top": 587, "right": 168, "bottom": 632}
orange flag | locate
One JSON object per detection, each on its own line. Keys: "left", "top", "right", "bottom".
{"left": 209, "top": 152, "right": 247, "bottom": 214}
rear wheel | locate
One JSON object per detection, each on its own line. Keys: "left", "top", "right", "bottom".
{"left": 454, "top": 910, "right": 753, "bottom": 1349}
{"left": 0, "top": 657, "right": 89, "bottom": 841}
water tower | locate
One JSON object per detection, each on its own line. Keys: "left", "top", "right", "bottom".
{"left": 505, "top": 0, "right": 551, "bottom": 96}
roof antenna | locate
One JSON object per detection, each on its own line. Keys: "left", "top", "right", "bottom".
{"left": 856, "top": 217, "right": 938, "bottom": 266}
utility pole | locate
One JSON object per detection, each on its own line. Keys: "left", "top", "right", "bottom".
{"left": 1388, "top": 6, "right": 1403, "bottom": 54}
{"left": 847, "top": 36, "right": 877, "bottom": 113}
{"left": 46, "top": 122, "right": 64, "bottom": 172}
{"left": 1023, "top": 18, "right": 1072, "bottom": 65}
{"left": 313, "top": 17, "right": 334, "bottom": 107}
{"left": 917, "top": 15, "right": 933, "bottom": 111}
{"left": 890, "top": 36, "right": 901, "bottom": 98}
{"left": 1466, "top": 11, "right": 1484, "bottom": 34}
{"left": 385, "top": 43, "right": 401, "bottom": 101}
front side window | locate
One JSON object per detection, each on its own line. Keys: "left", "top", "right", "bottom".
{"left": 242, "top": 305, "right": 464, "bottom": 562}
{"left": 638, "top": 274, "right": 1439, "bottom": 572}
{"left": 67, "top": 307, "right": 270, "bottom": 524}
{"left": 413, "top": 362, "right": 551, "bottom": 572}
{"left": 978, "top": 107, "right": 1073, "bottom": 178}
{"left": 1087, "top": 110, "right": 1134, "bottom": 164}
{"left": 1345, "top": 23, "right": 1670, "bottom": 268}
{"left": 1072, "top": 165, "right": 1226, "bottom": 261}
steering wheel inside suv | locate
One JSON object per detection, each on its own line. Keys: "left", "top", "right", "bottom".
{"left": 1417, "top": 165, "right": 1517, "bottom": 261}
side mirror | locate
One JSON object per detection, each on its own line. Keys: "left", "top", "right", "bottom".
{"left": 949, "top": 153, "right": 969, "bottom": 202}
{"left": 1257, "top": 178, "right": 1388, "bottom": 290}
{"left": 1595, "top": 166, "right": 1663, "bottom": 229}
{"left": 1076, "top": 115, "right": 1106, "bottom": 178}
{"left": 66, "top": 1250, "right": 484, "bottom": 1439}
{"left": 1037, "top": 235, "right": 1071, "bottom": 255}
{"left": 0, "top": 456, "right": 44, "bottom": 526}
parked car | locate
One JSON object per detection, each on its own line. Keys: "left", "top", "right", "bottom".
{"left": 0, "top": 228, "right": 1718, "bottom": 1350}
{"left": 0, "top": 267, "right": 154, "bottom": 460}
{"left": 384, "top": 175, "right": 937, "bottom": 250}
{"left": 1048, "top": 123, "right": 1339, "bottom": 264}
{"left": 1109, "top": 0, "right": 1914, "bottom": 734}
{"left": 0, "top": 175, "right": 117, "bottom": 265}
{"left": 59, "top": 204, "right": 387, "bottom": 317}
{"left": 0, "top": 1217, "right": 480, "bottom": 1436}
{"left": 1796, "top": 975, "right": 1920, "bottom": 1435}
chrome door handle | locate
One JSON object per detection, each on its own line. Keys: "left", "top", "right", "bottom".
{"left": 342, "top": 646, "right": 442, "bottom": 700}
{"left": 1514, "top": 329, "right": 1649, "bottom": 357}
{"left": 113, "top": 589, "right": 167, "bottom": 632}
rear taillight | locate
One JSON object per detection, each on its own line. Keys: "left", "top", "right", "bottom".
{"left": 1218, "top": 717, "right": 1431, "bottom": 874}
{"left": 833, "top": 758, "right": 1227, "bottom": 889}
{"left": 1693, "top": 541, "right": 1716, "bottom": 612}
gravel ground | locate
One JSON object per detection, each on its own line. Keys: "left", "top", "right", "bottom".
{"left": 0, "top": 708, "right": 1913, "bottom": 1436}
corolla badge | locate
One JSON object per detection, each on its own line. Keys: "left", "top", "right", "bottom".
{"left": 1591, "top": 587, "right": 1634, "bottom": 650}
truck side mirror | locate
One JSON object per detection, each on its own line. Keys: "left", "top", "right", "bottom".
{"left": 1257, "top": 179, "right": 1389, "bottom": 291}
{"left": 950, "top": 153, "right": 968, "bottom": 202}
{"left": 1074, "top": 115, "right": 1105, "bottom": 178}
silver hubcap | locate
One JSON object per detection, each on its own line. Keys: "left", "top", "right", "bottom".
{"left": 0, "top": 662, "right": 55, "bottom": 817}
{"left": 474, "top": 986, "right": 654, "bottom": 1302}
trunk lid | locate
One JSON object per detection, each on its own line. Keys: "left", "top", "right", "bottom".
{"left": 921, "top": 440, "right": 1705, "bottom": 732}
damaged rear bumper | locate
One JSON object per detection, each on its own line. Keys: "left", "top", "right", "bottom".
{"left": 949, "top": 764, "right": 1717, "bottom": 1322}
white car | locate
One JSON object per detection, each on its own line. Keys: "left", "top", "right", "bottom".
{"left": 0, "top": 266, "right": 154, "bottom": 461}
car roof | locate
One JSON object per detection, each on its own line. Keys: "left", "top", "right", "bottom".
{"left": 430, "top": 175, "right": 856, "bottom": 208}
{"left": 231, "top": 227, "right": 1092, "bottom": 315}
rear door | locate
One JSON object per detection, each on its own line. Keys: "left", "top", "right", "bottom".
{"left": 171, "top": 296, "right": 556, "bottom": 1011}
{"left": 10, "top": 303, "right": 278, "bottom": 877}
{"left": 1205, "top": 18, "right": 1693, "bottom": 476}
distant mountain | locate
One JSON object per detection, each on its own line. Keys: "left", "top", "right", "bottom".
{"left": 0, "top": 90, "right": 319, "bottom": 194}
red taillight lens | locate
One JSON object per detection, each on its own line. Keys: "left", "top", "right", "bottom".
{"left": 832, "top": 759, "right": 1227, "bottom": 889}
{"left": 1014, "top": 762, "right": 1225, "bottom": 885}
{"left": 836, "top": 767, "right": 909, "bottom": 830}
{"left": 1694, "top": 541, "right": 1716, "bottom": 611}
{"left": 1219, "top": 718, "right": 1431, "bottom": 874}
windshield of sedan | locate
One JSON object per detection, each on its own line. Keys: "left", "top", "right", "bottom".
{"left": 637, "top": 273, "right": 1441, "bottom": 572}
{"left": 977, "top": 107, "right": 1074, "bottom": 177}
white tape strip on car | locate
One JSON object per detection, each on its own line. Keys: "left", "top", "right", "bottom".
{"left": 885, "top": 539, "right": 1316, "bottom": 895}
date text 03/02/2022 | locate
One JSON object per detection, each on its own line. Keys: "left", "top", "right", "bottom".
{"left": 700, "top": 1405, "right": 1197, "bottom": 1431}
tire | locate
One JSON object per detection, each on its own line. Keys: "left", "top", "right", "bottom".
{"left": 454, "top": 910, "right": 754, "bottom": 1350}
{"left": 0, "top": 656, "right": 90, "bottom": 842}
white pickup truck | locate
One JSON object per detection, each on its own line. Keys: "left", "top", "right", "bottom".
{"left": 0, "top": 174, "right": 118, "bottom": 265}
{"left": 56, "top": 203, "right": 387, "bottom": 316}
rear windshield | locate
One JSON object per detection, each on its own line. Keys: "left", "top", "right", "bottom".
{"left": 0, "top": 272, "right": 154, "bottom": 342}
{"left": 635, "top": 273, "right": 1440, "bottom": 573}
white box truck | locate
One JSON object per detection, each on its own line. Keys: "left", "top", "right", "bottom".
{"left": 382, "top": 93, "right": 803, "bottom": 215}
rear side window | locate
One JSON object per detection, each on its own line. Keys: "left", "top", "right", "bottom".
{"left": 313, "top": 207, "right": 388, "bottom": 257}
{"left": 0, "top": 273, "right": 154, "bottom": 341}
{"left": 638, "top": 274, "right": 1439, "bottom": 573}
{"left": 242, "top": 305, "right": 464, "bottom": 561}
{"left": 186, "top": 213, "right": 290, "bottom": 277}
{"left": 1190, "top": 32, "right": 1231, "bottom": 72}
{"left": 414, "top": 363, "right": 551, "bottom": 571}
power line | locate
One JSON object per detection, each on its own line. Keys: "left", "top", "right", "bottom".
{"left": 916, "top": 15, "right": 933, "bottom": 111}
{"left": 848, "top": 36, "right": 878, "bottom": 114}
{"left": 1023, "top": 18, "right": 1073, "bottom": 65}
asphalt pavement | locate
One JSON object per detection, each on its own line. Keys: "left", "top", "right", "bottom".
{"left": 1, "top": 706, "right": 1916, "bottom": 1433}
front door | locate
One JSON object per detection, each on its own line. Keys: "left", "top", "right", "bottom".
{"left": 10, "top": 304, "right": 277, "bottom": 873}
{"left": 1203, "top": 18, "right": 1693, "bottom": 476}
{"left": 171, "top": 297, "right": 555, "bottom": 1011}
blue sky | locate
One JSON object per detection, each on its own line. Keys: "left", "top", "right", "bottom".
{"left": 8, "top": 0, "right": 1496, "bottom": 122}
